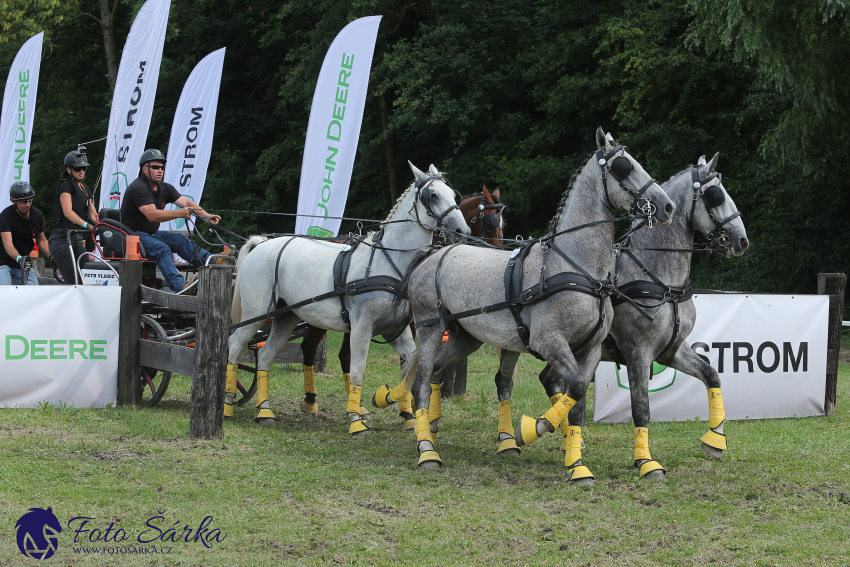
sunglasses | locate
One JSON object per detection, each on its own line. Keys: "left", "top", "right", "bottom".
{"left": 14, "top": 198, "right": 33, "bottom": 204}
{"left": 71, "top": 166, "right": 87, "bottom": 173}
{"left": 146, "top": 164, "right": 165, "bottom": 171}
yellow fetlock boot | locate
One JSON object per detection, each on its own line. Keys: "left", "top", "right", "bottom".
{"left": 429, "top": 384, "right": 442, "bottom": 439}
{"left": 415, "top": 408, "right": 442, "bottom": 468}
{"left": 347, "top": 385, "right": 371, "bottom": 435}
{"left": 344, "top": 373, "right": 370, "bottom": 418}
{"left": 496, "top": 400, "right": 520, "bottom": 456}
{"left": 516, "top": 394, "right": 577, "bottom": 447}
{"left": 223, "top": 363, "right": 238, "bottom": 418}
{"left": 564, "top": 426, "right": 594, "bottom": 484}
{"left": 300, "top": 364, "right": 318, "bottom": 414}
{"left": 634, "top": 427, "right": 666, "bottom": 479}
{"left": 701, "top": 388, "right": 727, "bottom": 459}
{"left": 254, "top": 371, "right": 276, "bottom": 424}
{"left": 372, "top": 381, "right": 408, "bottom": 408}
{"left": 399, "top": 391, "right": 415, "bottom": 431}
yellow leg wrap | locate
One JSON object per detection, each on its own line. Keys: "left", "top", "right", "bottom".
{"left": 701, "top": 429, "right": 728, "bottom": 450}
{"left": 415, "top": 408, "right": 442, "bottom": 467}
{"left": 400, "top": 391, "right": 413, "bottom": 414}
{"left": 347, "top": 385, "right": 363, "bottom": 414}
{"left": 549, "top": 394, "right": 572, "bottom": 451}
{"left": 498, "top": 401, "right": 515, "bottom": 437}
{"left": 429, "top": 384, "right": 442, "bottom": 420}
{"left": 343, "top": 373, "right": 370, "bottom": 417}
{"left": 371, "top": 384, "right": 395, "bottom": 408}
{"left": 224, "top": 363, "right": 238, "bottom": 417}
{"left": 564, "top": 426, "right": 584, "bottom": 467}
{"left": 389, "top": 382, "right": 408, "bottom": 403}
{"left": 634, "top": 427, "right": 652, "bottom": 461}
{"left": 707, "top": 388, "right": 725, "bottom": 429}
{"left": 304, "top": 365, "right": 317, "bottom": 394}
{"left": 542, "top": 394, "right": 577, "bottom": 428}
{"left": 415, "top": 408, "right": 433, "bottom": 443}
{"left": 254, "top": 371, "right": 276, "bottom": 421}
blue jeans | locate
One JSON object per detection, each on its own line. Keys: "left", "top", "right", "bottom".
{"left": 0, "top": 264, "right": 39, "bottom": 285}
{"left": 136, "top": 231, "right": 211, "bottom": 292}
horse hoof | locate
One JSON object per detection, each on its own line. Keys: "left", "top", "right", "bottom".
{"left": 419, "top": 460, "right": 442, "bottom": 470}
{"left": 497, "top": 448, "right": 521, "bottom": 457}
{"left": 351, "top": 429, "right": 370, "bottom": 438}
{"left": 643, "top": 469, "right": 666, "bottom": 480}
{"left": 572, "top": 477, "right": 594, "bottom": 487}
{"left": 300, "top": 401, "right": 318, "bottom": 415}
{"left": 256, "top": 418, "right": 276, "bottom": 427}
{"left": 702, "top": 442, "right": 723, "bottom": 460}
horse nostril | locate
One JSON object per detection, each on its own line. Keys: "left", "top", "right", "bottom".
{"left": 665, "top": 203, "right": 673, "bottom": 214}
{"left": 740, "top": 238, "right": 748, "bottom": 249}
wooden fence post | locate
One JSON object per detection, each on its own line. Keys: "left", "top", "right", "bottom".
{"left": 117, "top": 260, "right": 142, "bottom": 408}
{"left": 818, "top": 273, "right": 846, "bottom": 416}
{"left": 191, "top": 265, "right": 234, "bottom": 439}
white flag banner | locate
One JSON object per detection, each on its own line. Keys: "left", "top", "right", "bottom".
{"left": 100, "top": 0, "right": 171, "bottom": 211}
{"left": 162, "top": 48, "right": 225, "bottom": 231}
{"left": 0, "top": 32, "right": 43, "bottom": 203}
{"left": 0, "top": 286, "right": 119, "bottom": 408}
{"left": 295, "top": 15, "right": 382, "bottom": 237}
{"left": 593, "top": 294, "right": 829, "bottom": 423}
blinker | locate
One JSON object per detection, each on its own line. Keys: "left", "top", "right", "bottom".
{"left": 609, "top": 155, "right": 633, "bottom": 181}
{"left": 482, "top": 213, "right": 499, "bottom": 234}
{"left": 702, "top": 185, "right": 725, "bottom": 208}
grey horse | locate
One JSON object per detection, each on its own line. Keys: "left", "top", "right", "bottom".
{"left": 225, "top": 163, "right": 470, "bottom": 435}
{"left": 391, "top": 128, "right": 676, "bottom": 474}
{"left": 525, "top": 152, "right": 749, "bottom": 480}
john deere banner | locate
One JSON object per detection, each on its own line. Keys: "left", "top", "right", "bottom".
{"left": 100, "top": 0, "right": 171, "bottom": 210}
{"left": 162, "top": 48, "right": 225, "bottom": 231}
{"left": 0, "top": 287, "right": 119, "bottom": 408}
{"left": 593, "top": 294, "right": 829, "bottom": 423}
{"left": 295, "top": 16, "right": 382, "bottom": 237}
{"left": 0, "top": 32, "right": 43, "bottom": 204}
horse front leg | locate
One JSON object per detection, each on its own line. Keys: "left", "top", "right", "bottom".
{"left": 426, "top": 328, "right": 483, "bottom": 441}
{"left": 225, "top": 319, "right": 266, "bottom": 419}
{"left": 662, "top": 342, "right": 726, "bottom": 459}
{"left": 408, "top": 324, "right": 445, "bottom": 469}
{"left": 623, "top": 351, "right": 666, "bottom": 480}
{"left": 386, "top": 326, "right": 417, "bottom": 430}
{"left": 299, "top": 325, "right": 327, "bottom": 415}
{"left": 537, "top": 363, "right": 587, "bottom": 452}
{"left": 252, "top": 314, "right": 301, "bottom": 425}
{"left": 495, "top": 350, "right": 522, "bottom": 456}
{"left": 346, "top": 329, "right": 374, "bottom": 437}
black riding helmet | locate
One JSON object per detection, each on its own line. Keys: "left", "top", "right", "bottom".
{"left": 64, "top": 150, "right": 89, "bottom": 169}
{"left": 139, "top": 148, "right": 166, "bottom": 167}
{"left": 9, "top": 181, "right": 35, "bottom": 201}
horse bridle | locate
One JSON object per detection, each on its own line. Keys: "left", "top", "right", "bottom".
{"left": 689, "top": 167, "right": 742, "bottom": 251}
{"left": 596, "top": 145, "right": 660, "bottom": 221}
{"left": 469, "top": 192, "right": 506, "bottom": 237}
{"left": 411, "top": 174, "right": 462, "bottom": 236}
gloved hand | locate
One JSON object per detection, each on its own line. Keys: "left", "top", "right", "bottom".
{"left": 18, "top": 256, "right": 32, "bottom": 271}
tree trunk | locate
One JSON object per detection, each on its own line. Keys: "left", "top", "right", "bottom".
{"left": 100, "top": 0, "right": 120, "bottom": 91}
{"left": 378, "top": 94, "right": 398, "bottom": 203}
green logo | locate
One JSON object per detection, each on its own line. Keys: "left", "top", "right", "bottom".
{"left": 615, "top": 361, "right": 677, "bottom": 392}
{"left": 5, "top": 336, "right": 108, "bottom": 360}
{"left": 306, "top": 226, "right": 334, "bottom": 238}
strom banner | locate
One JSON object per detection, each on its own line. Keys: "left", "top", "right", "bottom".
{"left": 0, "top": 32, "right": 43, "bottom": 204}
{"left": 0, "top": 286, "right": 119, "bottom": 408}
{"left": 162, "top": 48, "right": 225, "bottom": 231}
{"left": 593, "top": 294, "right": 829, "bottom": 423}
{"left": 99, "top": 0, "right": 171, "bottom": 211}
{"left": 295, "top": 16, "right": 382, "bottom": 237}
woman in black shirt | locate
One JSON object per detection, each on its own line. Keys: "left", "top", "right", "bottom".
{"left": 49, "top": 150, "right": 98, "bottom": 284}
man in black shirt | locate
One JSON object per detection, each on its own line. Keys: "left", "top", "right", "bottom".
{"left": 0, "top": 181, "right": 50, "bottom": 285}
{"left": 119, "top": 149, "right": 231, "bottom": 292}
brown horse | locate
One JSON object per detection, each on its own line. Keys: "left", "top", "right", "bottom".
{"left": 297, "top": 185, "right": 506, "bottom": 425}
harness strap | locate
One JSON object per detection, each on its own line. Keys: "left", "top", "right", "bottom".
{"left": 268, "top": 237, "right": 297, "bottom": 313}
{"left": 333, "top": 236, "right": 365, "bottom": 331}
{"left": 433, "top": 243, "right": 463, "bottom": 334}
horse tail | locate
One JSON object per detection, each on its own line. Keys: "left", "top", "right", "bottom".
{"left": 231, "top": 235, "right": 269, "bottom": 324}
{"left": 392, "top": 247, "right": 438, "bottom": 316}
{"left": 399, "top": 349, "right": 419, "bottom": 392}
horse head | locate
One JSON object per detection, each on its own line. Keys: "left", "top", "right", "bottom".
{"left": 689, "top": 152, "right": 749, "bottom": 256}
{"left": 408, "top": 161, "right": 471, "bottom": 239}
{"left": 595, "top": 127, "right": 675, "bottom": 226}
{"left": 459, "top": 184, "right": 507, "bottom": 246}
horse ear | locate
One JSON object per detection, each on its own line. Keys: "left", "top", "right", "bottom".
{"left": 697, "top": 155, "right": 707, "bottom": 166}
{"left": 706, "top": 152, "right": 720, "bottom": 173}
{"left": 428, "top": 164, "right": 439, "bottom": 175}
{"left": 491, "top": 185, "right": 501, "bottom": 200}
{"left": 408, "top": 161, "right": 427, "bottom": 182}
{"left": 596, "top": 127, "right": 606, "bottom": 149}
{"left": 482, "top": 185, "right": 492, "bottom": 200}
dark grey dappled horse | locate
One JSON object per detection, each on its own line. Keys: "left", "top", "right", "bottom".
{"left": 530, "top": 152, "right": 749, "bottom": 480}
{"left": 390, "top": 128, "right": 675, "bottom": 475}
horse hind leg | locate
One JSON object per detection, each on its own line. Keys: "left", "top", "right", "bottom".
{"left": 253, "top": 314, "right": 301, "bottom": 426}
{"left": 225, "top": 319, "right": 266, "bottom": 418}
{"left": 495, "top": 350, "right": 521, "bottom": 456}
{"left": 426, "top": 327, "right": 483, "bottom": 442}
{"left": 663, "top": 342, "right": 727, "bottom": 459}
{"left": 299, "top": 325, "right": 326, "bottom": 415}
{"left": 339, "top": 333, "right": 370, "bottom": 419}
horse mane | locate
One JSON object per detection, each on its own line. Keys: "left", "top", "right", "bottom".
{"left": 668, "top": 165, "right": 695, "bottom": 182}
{"left": 382, "top": 179, "right": 416, "bottom": 226}
{"left": 547, "top": 154, "right": 593, "bottom": 233}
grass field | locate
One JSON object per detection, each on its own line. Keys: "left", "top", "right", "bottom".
{"left": 1, "top": 332, "right": 848, "bottom": 566}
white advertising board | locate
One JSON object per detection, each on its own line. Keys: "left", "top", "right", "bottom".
{"left": 593, "top": 294, "right": 828, "bottom": 423}
{"left": 0, "top": 286, "right": 119, "bottom": 408}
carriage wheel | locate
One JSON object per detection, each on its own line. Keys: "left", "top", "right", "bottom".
{"left": 140, "top": 315, "right": 173, "bottom": 408}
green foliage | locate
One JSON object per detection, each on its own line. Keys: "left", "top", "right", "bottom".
{"left": 0, "top": 0, "right": 847, "bottom": 298}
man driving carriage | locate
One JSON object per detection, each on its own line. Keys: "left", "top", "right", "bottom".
{"left": 119, "top": 149, "right": 234, "bottom": 292}
{"left": 0, "top": 181, "right": 50, "bottom": 285}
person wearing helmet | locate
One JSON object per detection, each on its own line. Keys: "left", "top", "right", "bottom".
{"left": 0, "top": 181, "right": 50, "bottom": 285}
{"left": 49, "top": 149, "right": 99, "bottom": 284}
{"left": 119, "top": 149, "right": 232, "bottom": 292}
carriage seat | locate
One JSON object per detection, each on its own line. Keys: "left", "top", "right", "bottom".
{"left": 96, "top": 208, "right": 148, "bottom": 259}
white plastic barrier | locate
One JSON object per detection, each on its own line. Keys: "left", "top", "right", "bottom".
{"left": 593, "top": 294, "right": 828, "bottom": 422}
{"left": 0, "top": 286, "right": 119, "bottom": 408}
